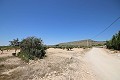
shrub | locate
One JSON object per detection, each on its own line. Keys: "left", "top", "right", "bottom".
{"left": 106, "top": 31, "right": 120, "bottom": 50}
{"left": 62, "top": 46, "right": 66, "bottom": 50}
{"left": 66, "top": 46, "right": 73, "bottom": 51}
{"left": 19, "top": 36, "right": 46, "bottom": 62}
{"left": 17, "top": 52, "right": 30, "bottom": 62}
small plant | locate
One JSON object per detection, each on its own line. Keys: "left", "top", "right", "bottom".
{"left": 62, "top": 46, "right": 66, "bottom": 50}
{"left": 0, "top": 48, "right": 4, "bottom": 54}
{"left": 66, "top": 46, "right": 73, "bottom": 51}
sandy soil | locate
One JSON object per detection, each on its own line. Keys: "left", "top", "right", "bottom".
{"left": 0, "top": 48, "right": 96, "bottom": 80}
{"left": 85, "top": 47, "right": 120, "bottom": 80}
{"left": 104, "top": 48, "right": 120, "bottom": 59}
{"left": 0, "top": 50, "right": 20, "bottom": 58}
{"left": 1, "top": 48, "right": 120, "bottom": 80}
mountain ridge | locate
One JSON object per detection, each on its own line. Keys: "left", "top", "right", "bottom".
{"left": 57, "top": 39, "right": 105, "bottom": 46}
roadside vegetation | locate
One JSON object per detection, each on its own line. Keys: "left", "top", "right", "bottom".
{"left": 106, "top": 31, "right": 120, "bottom": 50}
{"left": 0, "top": 36, "right": 106, "bottom": 62}
{"left": 47, "top": 44, "right": 92, "bottom": 50}
{"left": 0, "top": 36, "right": 47, "bottom": 62}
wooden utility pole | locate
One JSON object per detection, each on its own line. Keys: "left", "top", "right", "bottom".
{"left": 87, "top": 39, "right": 89, "bottom": 47}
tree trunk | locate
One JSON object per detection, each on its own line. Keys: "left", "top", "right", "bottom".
{"left": 1, "top": 50, "right": 3, "bottom": 54}
{"left": 15, "top": 48, "right": 17, "bottom": 53}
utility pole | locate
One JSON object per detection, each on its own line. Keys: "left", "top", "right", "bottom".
{"left": 87, "top": 39, "right": 89, "bottom": 47}
{"left": 89, "top": 40, "right": 91, "bottom": 47}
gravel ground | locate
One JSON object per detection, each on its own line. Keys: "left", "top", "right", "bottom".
{"left": 0, "top": 48, "right": 96, "bottom": 80}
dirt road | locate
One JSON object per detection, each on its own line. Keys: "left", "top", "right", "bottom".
{"left": 1, "top": 48, "right": 120, "bottom": 80}
{"left": 85, "top": 47, "right": 120, "bottom": 80}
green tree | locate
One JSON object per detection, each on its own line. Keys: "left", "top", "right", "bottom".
{"left": 106, "top": 31, "right": 120, "bottom": 50}
{"left": 19, "top": 36, "right": 46, "bottom": 61}
{"left": 9, "top": 38, "right": 20, "bottom": 53}
{"left": 0, "top": 48, "right": 4, "bottom": 54}
{"left": 66, "top": 45, "right": 73, "bottom": 51}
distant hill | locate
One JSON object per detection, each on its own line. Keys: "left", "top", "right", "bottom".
{"left": 57, "top": 39, "right": 106, "bottom": 47}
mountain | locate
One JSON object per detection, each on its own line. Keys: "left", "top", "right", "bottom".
{"left": 57, "top": 39, "right": 106, "bottom": 47}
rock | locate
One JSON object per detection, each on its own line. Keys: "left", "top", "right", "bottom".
{"left": 87, "top": 72, "right": 89, "bottom": 74}
{"left": 53, "top": 71, "right": 57, "bottom": 74}
{"left": 118, "top": 54, "right": 120, "bottom": 57}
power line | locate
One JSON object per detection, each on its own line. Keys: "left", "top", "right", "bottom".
{"left": 91, "top": 17, "right": 120, "bottom": 39}
{"left": 87, "top": 17, "right": 120, "bottom": 47}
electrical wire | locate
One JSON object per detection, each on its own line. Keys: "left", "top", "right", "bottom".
{"left": 91, "top": 17, "right": 120, "bottom": 39}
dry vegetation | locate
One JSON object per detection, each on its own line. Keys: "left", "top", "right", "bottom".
{"left": 0, "top": 31, "right": 119, "bottom": 80}
{"left": 0, "top": 48, "right": 96, "bottom": 80}
{"left": 0, "top": 56, "right": 26, "bottom": 80}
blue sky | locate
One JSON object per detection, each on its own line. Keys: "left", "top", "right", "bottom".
{"left": 0, "top": 0, "right": 120, "bottom": 45}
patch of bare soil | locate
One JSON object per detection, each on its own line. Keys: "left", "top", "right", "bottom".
{"left": 0, "top": 56, "right": 26, "bottom": 80}
{"left": 104, "top": 48, "right": 120, "bottom": 59}
{"left": 0, "top": 48, "right": 96, "bottom": 80}
{"left": 0, "top": 50, "right": 20, "bottom": 58}
{"left": 85, "top": 48, "right": 120, "bottom": 80}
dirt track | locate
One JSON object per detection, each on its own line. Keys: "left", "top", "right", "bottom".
{"left": 85, "top": 47, "right": 120, "bottom": 80}
{"left": 0, "top": 48, "right": 120, "bottom": 80}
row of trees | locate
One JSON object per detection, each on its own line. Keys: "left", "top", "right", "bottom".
{"left": 106, "top": 31, "right": 120, "bottom": 50}
{"left": 48, "top": 45, "right": 88, "bottom": 50}
{"left": 0, "top": 46, "right": 19, "bottom": 54}
{"left": 52, "top": 45, "right": 74, "bottom": 50}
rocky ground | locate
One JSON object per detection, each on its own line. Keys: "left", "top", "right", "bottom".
{"left": 1, "top": 48, "right": 120, "bottom": 80}
{"left": 0, "top": 48, "right": 96, "bottom": 80}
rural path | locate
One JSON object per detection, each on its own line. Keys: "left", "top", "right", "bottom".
{"left": 1, "top": 48, "right": 120, "bottom": 80}
{"left": 85, "top": 47, "right": 120, "bottom": 80}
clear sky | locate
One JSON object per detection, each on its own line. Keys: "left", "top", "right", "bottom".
{"left": 0, "top": 0, "right": 120, "bottom": 45}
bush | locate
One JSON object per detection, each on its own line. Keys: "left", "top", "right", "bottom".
{"left": 19, "top": 36, "right": 46, "bottom": 62}
{"left": 66, "top": 46, "right": 74, "bottom": 51}
{"left": 106, "top": 31, "right": 120, "bottom": 50}
{"left": 17, "top": 52, "right": 30, "bottom": 62}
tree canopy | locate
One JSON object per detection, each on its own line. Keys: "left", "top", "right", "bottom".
{"left": 106, "top": 31, "right": 120, "bottom": 50}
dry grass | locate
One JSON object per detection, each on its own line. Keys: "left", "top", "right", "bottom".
{"left": 0, "top": 48, "right": 96, "bottom": 80}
